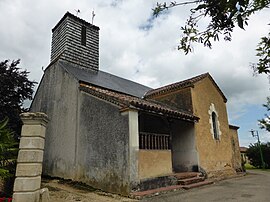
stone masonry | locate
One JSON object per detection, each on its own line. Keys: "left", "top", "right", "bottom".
{"left": 13, "top": 112, "right": 49, "bottom": 202}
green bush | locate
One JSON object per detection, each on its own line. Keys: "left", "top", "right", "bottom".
{"left": 246, "top": 142, "right": 270, "bottom": 169}
{"left": 0, "top": 118, "right": 18, "bottom": 197}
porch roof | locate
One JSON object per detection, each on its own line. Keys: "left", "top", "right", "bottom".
{"left": 79, "top": 83, "right": 199, "bottom": 122}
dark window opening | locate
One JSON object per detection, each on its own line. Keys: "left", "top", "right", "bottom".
{"left": 81, "top": 26, "right": 86, "bottom": 46}
{"left": 212, "top": 112, "right": 219, "bottom": 140}
{"left": 139, "top": 132, "right": 171, "bottom": 150}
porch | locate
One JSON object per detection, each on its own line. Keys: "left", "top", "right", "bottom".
{"left": 138, "top": 112, "right": 199, "bottom": 180}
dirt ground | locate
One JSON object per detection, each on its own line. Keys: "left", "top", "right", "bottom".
{"left": 41, "top": 178, "right": 137, "bottom": 202}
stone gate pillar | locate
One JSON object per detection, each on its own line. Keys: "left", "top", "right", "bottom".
{"left": 13, "top": 112, "right": 49, "bottom": 202}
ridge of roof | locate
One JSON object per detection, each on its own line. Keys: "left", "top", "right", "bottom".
{"left": 79, "top": 83, "right": 199, "bottom": 122}
{"left": 229, "top": 124, "right": 240, "bottom": 130}
{"left": 145, "top": 73, "right": 209, "bottom": 98}
{"left": 52, "top": 11, "right": 100, "bottom": 32}
{"left": 145, "top": 73, "right": 227, "bottom": 103}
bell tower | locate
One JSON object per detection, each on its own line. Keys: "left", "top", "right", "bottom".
{"left": 50, "top": 12, "right": 99, "bottom": 70}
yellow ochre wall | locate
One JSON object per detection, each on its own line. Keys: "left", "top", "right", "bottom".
{"left": 138, "top": 150, "right": 172, "bottom": 179}
{"left": 230, "top": 127, "right": 242, "bottom": 171}
{"left": 191, "top": 77, "right": 236, "bottom": 177}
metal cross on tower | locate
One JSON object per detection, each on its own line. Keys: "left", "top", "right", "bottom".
{"left": 75, "top": 9, "right": 80, "bottom": 16}
{"left": 91, "top": 10, "right": 96, "bottom": 24}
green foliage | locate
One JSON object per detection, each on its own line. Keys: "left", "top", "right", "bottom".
{"left": 252, "top": 33, "right": 270, "bottom": 75}
{"left": 153, "top": 0, "right": 270, "bottom": 75}
{"left": 0, "top": 118, "right": 18, "bottom": 179}
{"left": 0, "top": 59, "right": 35, "bottom": 196}
{"left": 0, "top": 118, "right": 18, "bottom": 197}
{"left": 244, "top": 163, "right": 255, "bottom": 169}
{"left": 246, "top": 142, "right": 270, "bottom": 168}
{"left": 258, "top": 96, "right": 270, "bottom": 132}
{"left": 0, "top": 59, "right": 37, "bottom": 137}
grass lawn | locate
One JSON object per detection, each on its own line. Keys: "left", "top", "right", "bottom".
{"left": 245, "top": 163, "right": 270, "bottom": 171}
{"left": 245, "top": 163, "right": 255, "bottom": 169}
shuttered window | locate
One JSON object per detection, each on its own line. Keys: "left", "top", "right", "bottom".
{"left": 81, "top": 26, "right": 87, "bottom": 46}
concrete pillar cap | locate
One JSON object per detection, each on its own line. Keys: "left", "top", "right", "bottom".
{"left": 20, "top": 112, "right": 49, "bottom": 126}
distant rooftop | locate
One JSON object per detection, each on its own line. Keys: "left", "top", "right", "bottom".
{"left": 240, "top": 147, "right": 248, "bottom": 152}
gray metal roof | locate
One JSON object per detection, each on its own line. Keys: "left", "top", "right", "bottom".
{"left": 59, "top": 60, "right": 152, "bottom": 98}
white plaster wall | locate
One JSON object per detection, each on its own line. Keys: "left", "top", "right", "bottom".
{"left": 127, "top": 110, "right": 139, "bottom": 186}
{"left": 171, "top": 120, "right": 198, "bottom": 172}
{"left": 75, "top": 93, "right": 131, "bottom": 195}
{"left": 31, "top": 61, "right": 79, "bottom": 179}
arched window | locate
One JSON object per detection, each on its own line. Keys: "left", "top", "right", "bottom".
{"left": 211, "top": 112, "right": 219, "bottom": 140}
{"left": 209, "top": 103, "right": 221, "bottom": 140}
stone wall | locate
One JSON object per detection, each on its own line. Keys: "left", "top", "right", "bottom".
{"left": 31, "top": 62, "right": 79, "bottom": 179}
{"left": 191, "top": 77, "right": 236, "bottom": 177}
{"left": 148, "top": 88, "right": 193, "bottom": 113}
{"left": 31, "top": 62, "right": 140, "bottom": 195}
{"left": 13, "top": 112, "right": 49, "bottom": 202}
{"left": 229, "top": 126, "right": 242, "bottom": 171}
{"left": 76, "top": 92, "right": 132, "bottom": 195}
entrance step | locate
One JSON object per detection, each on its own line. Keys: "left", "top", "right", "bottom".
{"left": 130, "top": 184, "right": 183, "bottom": 199}
{"left": 173, "top": 172, "right": 201, "bottom": 180}
{"left": 174, "top": 172, "right": 213, "bottom": 189}
{"left": 178, "top": 176, "right": 204, "bottom": 185}
{"left": 130, "top": 172, "right": 214, "bottom": 199}
{"left": 182, "top": 180, "right": 214, "bottom": 190}
{"left": 130, "top": 180, "right": 214, "bottom": 199}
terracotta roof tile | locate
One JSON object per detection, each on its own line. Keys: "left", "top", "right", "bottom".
{"left": 240, "top": 147, "right": 248, "bottom": 152}
{"left": 79, "top": 83, "right": 199, "bottom": 122}
{"left": 145, "top": 73, "right": 227, "bottom": 103}
{"left": 229, "top": 124, "right": 240, "bottom": 130}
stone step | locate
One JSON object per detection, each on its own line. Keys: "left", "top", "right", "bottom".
{"left": 182, "top": 180, "right": 214, "bottom": 190}
{"left": 178, "top": 176, "right": 205, "bottom": 185}
{"left": 130, "top": 184, "right": 183, "bottom": 199}
{"left": 173, "top": 172, "right": 201, "bottom": 180}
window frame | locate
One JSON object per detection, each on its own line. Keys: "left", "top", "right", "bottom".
{"left": 208, "top": 103, "right": 221, "bottom": 141}
{"left": 211, "top": 112, "right": 219, "bottom": 140}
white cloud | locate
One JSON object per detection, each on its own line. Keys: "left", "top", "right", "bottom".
{"left": 0, "top": 0, "right": 269, "bottom": 144}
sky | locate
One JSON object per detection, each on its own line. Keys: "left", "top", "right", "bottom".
{"left": 0, "top": 0, "right": 269, "bottom": 147}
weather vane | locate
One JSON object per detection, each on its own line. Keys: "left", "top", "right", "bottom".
{"left": 75, "top": 9, "right": 81, "bottom": 16}
{"left": 91, "top": 9, "right": 96, "bottom": 24}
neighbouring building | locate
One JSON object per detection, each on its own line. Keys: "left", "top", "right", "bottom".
{"left": 31, "top": 12, "right": 242, "bottom": 195}
{"left": 240, "top": 146, "right": 250, "bottom": 164}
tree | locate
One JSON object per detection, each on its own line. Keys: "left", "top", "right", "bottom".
{"left": 252, "top": 33, "right": 270, "bottom": 75}
{"left": 153, "top": 0, "right": 270, "bottom": 75}
{"left": 0, "top": 59, "right": 37, "bottom": 137}
{"left": 259, "top": 96, "right": 270, "bottom": 132}
{"left": 246, "top": 142, "right": 270, "bottom": 168}
{"left": 0, "top": 118, "right": 18, "bottom": 179}
{"left": 0, "top": 118, "right": 18, "bottom": 197}
{"left": 0, "top": 59, "right": 35, "bottom": 197}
